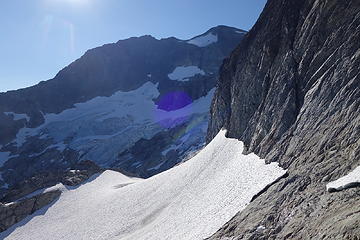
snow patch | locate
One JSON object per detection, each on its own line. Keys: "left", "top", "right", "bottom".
{"left": 235, "top": 30, "right": 246, "bottom": 34}
{"left": 161, "top": 145, "right": 177, "bottom": 156}
{"left": 4, "top": 112, "right": 30, "bottom": 122}
{"left": 326, "top": 165, "right": 360, "bottom": 192}
{"left": 188, "top": 32, "right": 218, "bottom": 47}
{"left": 2, "top": 130, "right": 286, "bottom": 240}
{"left": 0, "top": 173, "right": 9, "bottom": 188}
{"left": 168, "top": 66, "right": 205, "bottom": 81}
{"left": 256, "top": 225, "right": 266, "bottom": 231}
{"left": 28, "top": 142, "right": 67, "bottom": 158}
{"left": 0, "top": 151, "right": 11, "bottom": 167}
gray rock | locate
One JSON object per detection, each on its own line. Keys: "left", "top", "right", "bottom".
{"left": 0, "top": 160, "right": 102, "bottom": 232}
{"left": 208, "top": 0, "right": 360, "bottom": 239}
{"left": 1, "top": 160, "right": 101, "bottom": 203}
{"left": 0, "top": 190, "right": 61, "bottom": 232}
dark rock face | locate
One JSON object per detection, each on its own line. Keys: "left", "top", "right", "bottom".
{"left": 0, "top": 190, "right": 61, "bottom": 232}
{"left": 0, "top": 160, "right": 102, "bottom": 232}
{"left": 1, "top": 160, "right": 101, "bottom": 203}
{"left": 208, "top": 0, "right": 360, "bottom": 239}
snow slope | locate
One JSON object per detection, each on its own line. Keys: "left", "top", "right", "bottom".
{"left": 1, "top": 130, "right": 286, "bottom": 240}
{"left": 326, "top": 165, "right": 360, "bottom": 192}
{"left": 188, "top": 32, "right": 218, "bottom": 47}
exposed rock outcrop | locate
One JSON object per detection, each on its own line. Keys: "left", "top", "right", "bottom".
{"left": 208, "top": 0, "right": 360, "bottom": 239}
{"left": 0, "top": 190, "right": 61, "bottom": 232}
{"left": 1, "top": 160, "right": 101, "bottom": 203}
{"left": 0, "top": 160, "right": 103, "bottom": 232}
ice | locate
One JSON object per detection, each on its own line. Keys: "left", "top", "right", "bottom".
{"left": 168, "top": 66, "right": 205, "bottom": 81}
{"left": 1, "top": 130, "right": 286, "bottom": 240}
{"left": 0, "top": 152, "right": 11, "bottom": 167}
{"left": 12, "top": 83, "right": 214, "bottom": 167}
{"left": 188, "top": 32, "right": 218, "bottom": 47}
{"left": 326, "top": 165, "right": 360, "bottom": 192}
{"left": 4, "top": 112, "right": 30, "bottom": 122}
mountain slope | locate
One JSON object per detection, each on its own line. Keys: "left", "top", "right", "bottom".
{"left": 0, "top": 26, "right": 245, "bottom": 193}
{"left": 0, "top": 131, "right": 285, "bottom": 240}
{"left": 208, "top": 0, "right": 360, "bottom": 239}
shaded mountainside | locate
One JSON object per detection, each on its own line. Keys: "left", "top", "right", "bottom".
{"left": 208, "top": 0, "right": 360, "bottom": 239}
{"left": 0, "top": 25, "right": 244, "bottom": 143}
{"left": 0, "top": 25, "right": 246, "bottom": 194}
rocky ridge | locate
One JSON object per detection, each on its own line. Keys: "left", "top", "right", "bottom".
{"left": 0, "top": 160, "right": 102, "bottom": 233}
{"left": 207, "top": 0, "right": 360, "bottom": 239}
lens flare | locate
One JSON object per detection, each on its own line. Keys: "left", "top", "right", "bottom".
{"left": 155, "top": 91, "right": 193, "bottom": 128}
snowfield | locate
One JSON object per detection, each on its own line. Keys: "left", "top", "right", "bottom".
{"left": 1, "top": 130, "right": 286, "bottom": 240}
{"left": 326, "top": 165, "right": 360, "bottom": 192}
{"left": 188, "top": 32, "right": 218, "bottom": 47}
{"left": 168, "top": 66, "right": 206, "bottom": 81}
{"left": 4, "top": 112, "right": 30, "bottom": 122}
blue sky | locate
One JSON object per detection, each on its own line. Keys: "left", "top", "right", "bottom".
{"left": 0, "top": 0, "right": 266, "bottom": 92}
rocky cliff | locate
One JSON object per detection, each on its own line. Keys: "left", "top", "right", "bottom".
{"left": 0, "top": 26, "right": 246, "bottom": 195}
{"left": 208, "top": 0, "right": 360, "bottom": 239}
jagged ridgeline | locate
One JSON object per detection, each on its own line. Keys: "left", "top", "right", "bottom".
{"left": 208, "top": 0, "right": 360, "bottom": 239}
{"left": 0, "top": 26, "right": 246, "bottom": 195}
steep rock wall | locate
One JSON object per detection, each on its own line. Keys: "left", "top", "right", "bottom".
{"left": 208, "top": 0, "right": 360, "bottom": 239}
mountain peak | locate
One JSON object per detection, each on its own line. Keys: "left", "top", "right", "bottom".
{"left": 187, "top": 25, "right": 247, "bottom": 47}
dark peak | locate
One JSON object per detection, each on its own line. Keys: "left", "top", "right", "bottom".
{"left": 187, "top": 25, "right": 247, "bottom": 42}
{"left": 203, "top": 25, "right": 246, "bottom": 36}
{"left": 208, "top": 25, "right": 247, "bottom": 34}
{"left": 116, "top": 34, "right": 158, "bottom": 44}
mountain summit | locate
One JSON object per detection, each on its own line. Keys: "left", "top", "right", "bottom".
{"left": 0, "top": 25, "right": 245, "bottom": 195}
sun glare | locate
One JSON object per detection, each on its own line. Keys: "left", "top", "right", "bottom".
{"left": 46, "top": 0, "right": 90, "bottom": 7}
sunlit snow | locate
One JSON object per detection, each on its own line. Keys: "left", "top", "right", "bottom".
{"left": 168, "top": 66, "right": 205, "bottom": 81}
{"left": 1, "top": 130, "right": 286, "bottom": 240}
{"left": 326, "top": 165, "right": 360, "bottom": 192}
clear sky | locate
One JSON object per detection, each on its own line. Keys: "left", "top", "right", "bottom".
{"left": 0, "top": 0, "right": 267, "bottom": 92}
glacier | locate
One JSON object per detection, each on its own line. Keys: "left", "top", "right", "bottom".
{"left": 9, "top": 82, "right": 214, "bottom": 168}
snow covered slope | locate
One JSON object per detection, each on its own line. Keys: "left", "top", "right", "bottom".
{"left": 1, "top": 130, "right": 286, "bottom": 240}
{"left": 326, "top": 165, "right": 360, "bottom": 192}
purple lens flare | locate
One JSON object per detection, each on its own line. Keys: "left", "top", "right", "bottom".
{"left": 157, "top": 91, "right": 193, "bottom": 111}
{"left": 155, "top": 91, "right": 193, "bottom": 128}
